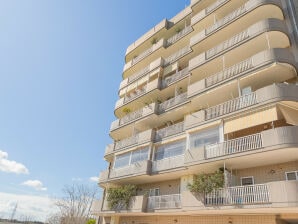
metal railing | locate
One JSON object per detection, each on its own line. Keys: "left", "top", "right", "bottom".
{"left": 164, "top": 46, "right": 191, "bottom": 66}
{"left": 128, "top": 66, "right": 150, "bottom": 84}
{"left": 205, "top": 184, "right": 270, "bottom": 205}
{"left": 205, "top": 92, "right": 257, "bottom": 120}
{"left": 205, "top": 133, "right": 262, "bottom": 159}
{"left": 132, "top": 47, "right": 153, "bottom": 65}
{"left": 206, "top": 30, "right": 249, "bottom": 59}
{"left": 124, "top": 86, "right": 147, "bottom": 103}
{"left": 119, "top": 108, "right": 144, "bottom": 126}
{"left": 109, "top": 160, "right": 148, "bottom": 179}
{"left": 206, "top": 5, "right": 246, "bottom": 34}
{"left": 206, "top": 0, "right": 229, "bottom": 14}
{"left": 155, "top": 121, "right": 184, "bottom": 141}
{"left": 152, "top": 154, "right": 185, "bottom": 172}
{"left": 166, "top": 26, "right": 193, "bottom": 47}
{"left": 158, "top": 93, "right": 188, "bottom": 113}
{"left": 114, "top": 135, "right": 139, "bottom": 150}
{"left": 148, "top": 194, "right": 181, "bottom": 209}
{"left": 162, "top": 67, "right": 189, "bottom": 88}
{"left": 205, "top": 58, "right": 253, "bottom": 88}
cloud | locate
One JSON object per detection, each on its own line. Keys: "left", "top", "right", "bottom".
{"left": 21, "top": 180, "right": 47, "bottom": 191}
{"left": 0, "top": 192, "right": 57, "bottom": 222}
{"left": 89, "top": 176, "right": 98, "bottom": 182}
{"left": 72, "top": 177, "right": 83, "bottom": 182}
{"left": 0, "top": 150, "right": 29, "bottom": 174}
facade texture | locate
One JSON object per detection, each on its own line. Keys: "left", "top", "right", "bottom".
{"left": 93, "top": 0, "right": 298, "bottom": 223}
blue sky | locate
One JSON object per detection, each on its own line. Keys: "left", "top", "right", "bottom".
{"left": 0, "top": 0, "right": 190, "bottom": 221}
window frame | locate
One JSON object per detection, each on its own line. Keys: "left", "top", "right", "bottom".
{"left": 285, "top": 171, "right": 298, "bottom": 181}
{"left": 240, "top": 176, "right": 254, "bottom": 186}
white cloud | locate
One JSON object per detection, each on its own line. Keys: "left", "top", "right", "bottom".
{"left": 0, "top": 150, "right": 29, "bottom": 174}
{"left": 89, "top": 176, "right": 98, "bottom": 182}
{"left": 21, "top": 180, "right": 47, "bottom": 191}
{"left": 0, "top": 192, "right": 57, "bottom": 222}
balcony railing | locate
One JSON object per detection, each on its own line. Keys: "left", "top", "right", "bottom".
{"left": 206, "top": 30, "right": 249, "bottom": 59}
{"left": 158, "top": 93, "right": 188, "bottom": 113}
{"left": 114, "top": 135, "right": 139, "bottom": 150}
{"left": 205, "top": 58, "right": 253, "bottom": 88}
{"left": 109, "top": 160, "right": 150, "bottom": 179}
{"left": 206, "top": 0, "right": 229, "bottom": 14}
{"left": 131, "top": 48, "right": 153, "bottom": 66}
{"left": 166, "top": 26, "right": 193, "bottom": 47}
{"left": 148, "top": 194, "right": 181, "bottom": 209}
{"left": 119, "top": 108, "right": 144, "bottom": 126}
{"left": 152, "top": 154, "right": 185, "bottom": 172}
{"left": 205, "top": 92, "right": 257, "bottom": 120}
{"left": 155, "top": 121, "right": 184, "bottom": 141}
{"left": 164, "top": 46, "right": 191, "bottom": 66}
{"left": 205, "top": 184, "right": 270, "bottom": 206}
{"left": 124, "top": 86, "right": 147, "bottom": 104}
{"left": 205, "top": 133, "right": 262, "bottom": 159}
{"left": 162, "top": 67, "right": 190, "bottom": 88}
{"left": 128, "top": 66, "right": 150, "bottom": 84}
{"left": 206, "top": 5, "right": 246, "bottom": 35}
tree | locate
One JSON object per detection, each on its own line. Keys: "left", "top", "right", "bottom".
{"left": 47, "top": 183, "right": 98, "bottom": 224}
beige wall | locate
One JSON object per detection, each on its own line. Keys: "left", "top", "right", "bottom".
{"left": 137, "top": 179, "right": 180, "bottom": 196}
{"left": 234, "top": 161, "right": 298, "bottom": 185}
{"left": 120, "top": 215, "right": 277, "bottom": 224}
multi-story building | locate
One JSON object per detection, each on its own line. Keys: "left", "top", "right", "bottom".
{"left": 92, "top": 0, "right": 298, "bottom": 223}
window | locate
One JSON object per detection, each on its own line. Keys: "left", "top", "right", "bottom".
{"left": 154, "top": 140, "right": 185, "bottom": 161}
{"left": 114, "top": 147, "right": 149, "bottom": 169}
{"left": 149, "top": 188, "right": 160, "bottom": 197}
{"left": 189, "top": 127, "right": 219, "bottom": 149}
{"left": 241, "top": 86, "right": 252, "bottom": 95}
{"left": 286, "top": 171, "right": 298, "bottom": 181}
{"left": 241, "top": 176, "right": 254, "bottom": 186}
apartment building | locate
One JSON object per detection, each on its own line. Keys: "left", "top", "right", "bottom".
{"left": 92, "top": 0, "right": 298, "bottom": 223}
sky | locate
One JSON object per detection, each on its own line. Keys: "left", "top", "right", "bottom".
{"left": 0, "top": 0, "right": 190, "bottom": 221}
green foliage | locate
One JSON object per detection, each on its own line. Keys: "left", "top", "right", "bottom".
{"left": 122, "top": 107, "right": 131, "bottom": 114}
{"left": 86, "top": 219, "right": 96, "bottom": 224}
{"left": 151, "top": 38, "right": 157, "bottom": 45}
{"left": 106, "top": 184, "right": 137, "bottom": 210}
{"left": 187, "top": 170, "right": 224, "bottom": 194}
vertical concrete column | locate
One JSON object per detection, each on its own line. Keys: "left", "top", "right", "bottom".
{"left": 180, "top": 175, "right": 194, "bottom": 192}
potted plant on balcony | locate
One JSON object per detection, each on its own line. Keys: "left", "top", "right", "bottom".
{"left": 122, "top": 107, "right": 131, "bottom": 115}
{"left": 187, "top": 169, "right": 224, "bottom": 205}
{"left": 106, "top": 184, "right": 137, "bottom": 211}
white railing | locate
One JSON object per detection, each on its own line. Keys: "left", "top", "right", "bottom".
{"left": 109, "top": 160, "right": 148, "bottom": 179}
{"left": 155, "top": 121, "right": 184, "bottom": 141}
{"left": 128, "top": 66, "right": 150, "bottom": 84}
{"left": 206, "top": 0, "right": 229, "bottom": 14}
{"left": 164, "top": 46, "right": 191, "bottom": 66}
{"left": 205, "top": 58, "right": 253, "bottom": 88}
{"left": 158, "top": 93, "right": 188, "bottom": 113}
{"left": 119, "top": 108, "right": 144, "bottom": 126}
{"left": 206, "top": 30, "right": 249, "bottom": 59}
{"left": 132, "top": 47, "right": 153, "bottom": 65}
{"left": 148, "top": 194, "right": 181, "bottom": 209}
{"left": 206, "top": 5, "right": 246, "bottom": 34}
{"left": 205, "top": 184, "right": 270, "bottom": 205}
{"left": 162, "top": 67, "right": 190, "bottom": 87}
{"left": 114, "top": 135, "right": 139, "bottom": 150}
{"left": 166, "top": 26, "right": 193, "bottom": 47}
{"left": 205, "top": 92, "right": 257, "bottom": 120}
{"left": 205, "top": 133, "right": 262, "bottom": 159}
{"left": 124, "top": 85, "right": 147, "bottom": 103}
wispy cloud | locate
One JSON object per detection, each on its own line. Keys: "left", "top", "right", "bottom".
{"left": 21, "top": 180, "right": 47, "bottom": 191}
{"left": 0, "top": 150, "right": 29, "bottom": 174}
{"left": 72, "top": 177, "right": 83, "bottom": 182}
{"left": 0, "top": 192, "right": 57, "bottom": 222}
{"left": 89, "top": 176, "right": 98, "bottom": 182}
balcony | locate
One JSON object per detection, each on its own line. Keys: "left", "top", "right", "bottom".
{"left": 109, "top": 160, "right": 151, "bottom": 180}
{"left": 99, "top": 170, "right": 109, "bottom": 184}
{"left": 162, "top": 67, "right": 190, "bottom": 88}
{"left": 185, "top": 126, "right": 298, "bottom": 165}
{"left": 114, "top": 129, "right": 154, "bottom": 152}
{"left": 158, "top": 93, "right": 188, "bottom": 114}
{"left": 166, "top": 26, "right": 193, "bottom": 47}
{"left": 185, "top": 84, "right": 298, "bottom": 130}
{"left": 205, "top": 184, "right": 270, "bottom": 206}
{"left": 101, "top": 195, "right": 147, "bottom": 213}
{"left": 148, "top": 194, "right": 181, "bottom": 210}
{"left": 115, "top": 78, "right": 161, "bottom": 110}
{"left": 163, "top": 46, "right": 192, "bottom": 67}
{"left": 152, "top": 155, "right": 185, "bottom": 173}
{"left": 189, "top": 18, "right": 288, "bottom": 71}
{"left": 110, "top": 102, "right": 157, "bottom": 132}
{"left": 155, "top": 121, "right": 185, "bottom": 142}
